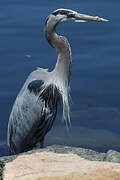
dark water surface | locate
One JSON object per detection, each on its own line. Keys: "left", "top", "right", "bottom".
{"left": 0, "top": 0, "right": 120, "bottom": 156}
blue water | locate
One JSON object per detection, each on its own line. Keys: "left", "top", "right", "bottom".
{"left": 0, "top": 0, "right": 120, "bottom": 156}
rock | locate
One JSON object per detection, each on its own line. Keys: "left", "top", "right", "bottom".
{"left": 0, "top": 154, "right": 17, "bottom": 180}
{"left": 41, "top": 145, "right": 106, "bottom": 161}
{"left": 0, "top": 160, "right": 5, "bottom": 180}
{"left": 0, "top": 145, "right": 106, "bottom": 179}
{"left": 104, "top": 150, "right": 120, "bottom": 163}
{"left": 3, "top": 151, "right": 120, "bottom": 180}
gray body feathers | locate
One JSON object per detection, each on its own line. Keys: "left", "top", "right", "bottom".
{"left": 8, "top": 69, "right": 62, "bottom": 154}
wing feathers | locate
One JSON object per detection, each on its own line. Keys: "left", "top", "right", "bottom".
{"left": 15, "top": 81, "right": 62, "bottom": 152}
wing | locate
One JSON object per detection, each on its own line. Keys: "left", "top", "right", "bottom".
{"left": 8, "top": 80, "right": 61, "bottom": 154}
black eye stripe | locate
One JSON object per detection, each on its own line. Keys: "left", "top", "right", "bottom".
{"left": 46, "top": 10, "right": 74, "bottom": 26}
{"left": 52, "top": 10, "right": 70, "bottom": 16}
{"left": 67, "top": 13, "right": 74, "bottom": 18}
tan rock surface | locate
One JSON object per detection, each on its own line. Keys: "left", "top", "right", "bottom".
{"left": 3, "top": 152, "right": 120, "bottom": 180}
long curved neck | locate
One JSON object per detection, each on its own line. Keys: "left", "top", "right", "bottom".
{"left": 45, "top": 24, "right": 72, "bottom": 84}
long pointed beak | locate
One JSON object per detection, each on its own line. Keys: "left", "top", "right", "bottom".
{"left": 74, "top": 13, "right": 109, "bottom": 22}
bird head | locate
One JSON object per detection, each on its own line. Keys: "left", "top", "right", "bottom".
{"left": 45, "top": 8, "right": 108, "bottom": 32}
{"left": 47, "top": 8, "right": 108, "bottom": 25}
{"left": 45, "top": 8, "right": 108, "bottom": 48}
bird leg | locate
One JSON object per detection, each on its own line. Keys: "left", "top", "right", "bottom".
{"left": 40, "top": 139, "right": 44, "bottom": 148}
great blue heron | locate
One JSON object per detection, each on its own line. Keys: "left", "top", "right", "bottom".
{"left": 7, "top": 8, "right": 108, "bottom": 155}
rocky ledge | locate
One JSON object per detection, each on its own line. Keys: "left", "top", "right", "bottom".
{"left": 1, "top": 145, "right": 120, "bottom": 180}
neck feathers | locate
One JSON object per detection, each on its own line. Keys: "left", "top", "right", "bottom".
{"left": 45, "top": 19, "right": 72, "bottom": 81}
{"left": 45, "top": 17, "right": 72, "bottom": 125}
